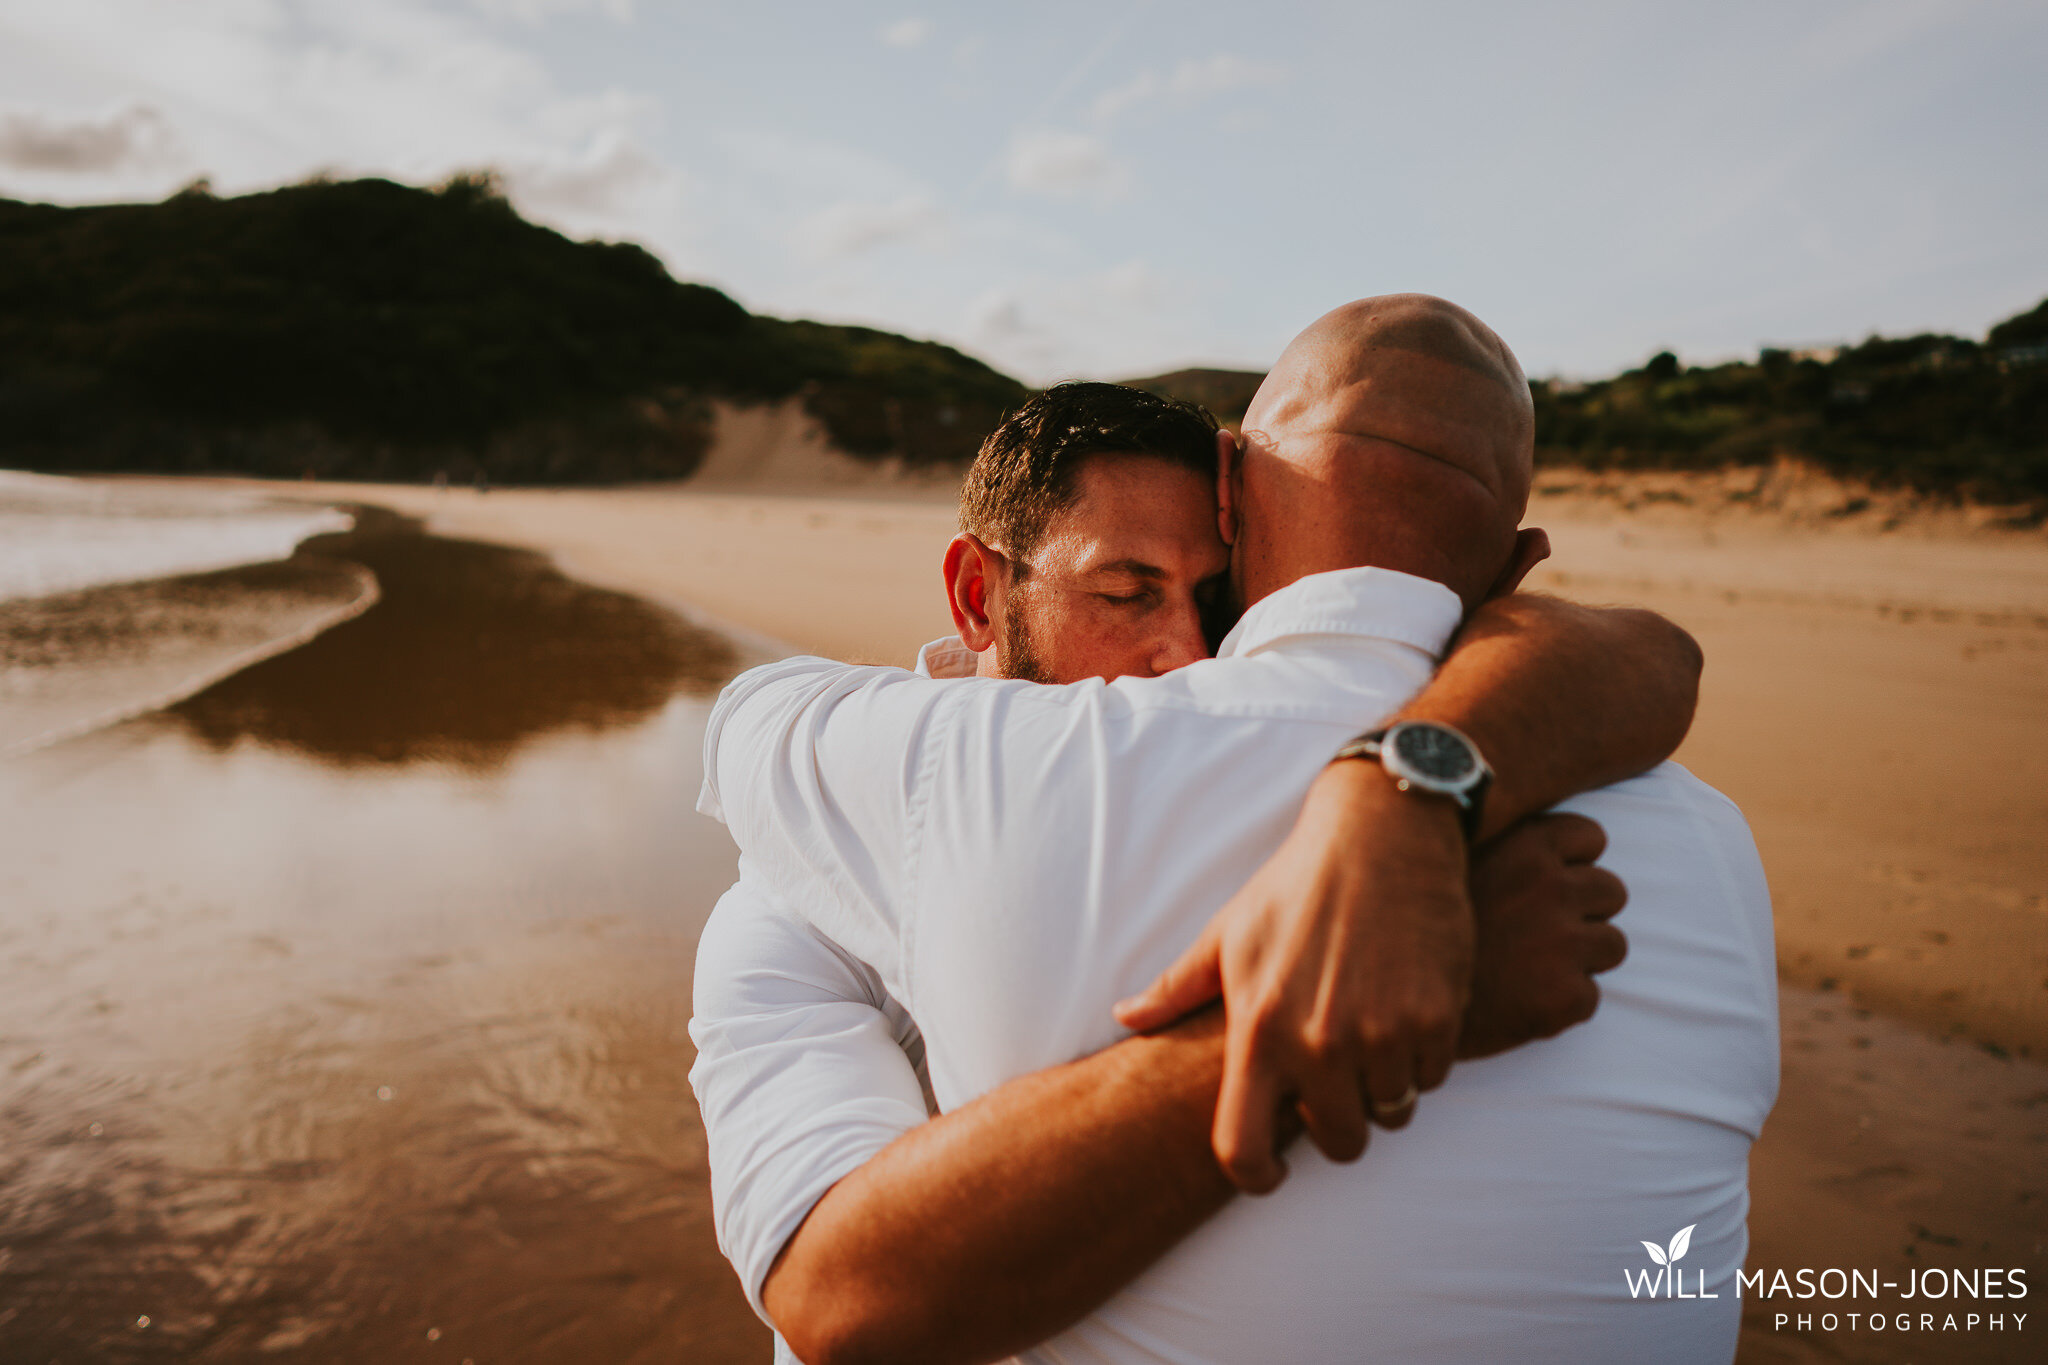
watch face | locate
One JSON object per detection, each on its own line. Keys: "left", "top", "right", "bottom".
{"left": 1391, "top": 723, "right": 1477, "bottom": 784}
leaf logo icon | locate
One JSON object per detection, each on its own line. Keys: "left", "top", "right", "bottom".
{"left": 1667, "top": 1224, "right": 1695, "bottom": 1264}
{"left": 1641, "top": 1241, "right": 1668, "bottom": 1266}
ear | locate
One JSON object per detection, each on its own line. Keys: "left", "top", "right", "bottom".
{"left": 1215, "top": 428, "right": 1240, "bottom": 546}
{"left": 1486, "top": 527, "right": 1551, "bottom": 600}
{"left": 943, "top": 534, "right": 1002, "bottom": 652}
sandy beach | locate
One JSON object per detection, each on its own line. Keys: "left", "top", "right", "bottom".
{"left": 268, "top": 465, "right": 2048, "bottom": 1362}
{"left": 4, "top": 454, "right": 2043, "bottom": 1362}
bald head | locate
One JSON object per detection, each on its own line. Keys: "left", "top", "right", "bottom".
{"left": 1231, "top": 294, "right": 1536, "bottom": 611}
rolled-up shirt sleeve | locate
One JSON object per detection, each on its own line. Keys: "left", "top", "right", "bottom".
{"left": 700, "top": 655, "right": 958, "bottom": 993}
{"left": 688, "top": 875, "right": 930, "bottom": 1325}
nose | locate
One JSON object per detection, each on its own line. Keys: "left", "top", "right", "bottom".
{"left": 1147, "top": 595, "right": 1211, "bottom": 675}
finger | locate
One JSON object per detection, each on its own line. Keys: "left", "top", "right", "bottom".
{"left": 1114, "top": 923, "right": 1224, "bottom": 1032}
{"left": 1528, "top": 975, "right": 1602, "bottom": 1041}
{"left": 1582, "top": 922, "right": 1629, "bottom": 975}
{"left": 1294, "top": 1066, "right": 1370, "bottom": 1163}
{"left": 1214, "top": 1041, "right": 1288, "bottom": 1193}
{"left": 1413, "top": 1026, "right": 1456, "bottom": 1095}
{"left": 1577, "top": 866, "right": 1629, "bottom": 921}
{"left": 1565, "top": 977, "right": 1602, "bottom": 1029}
{"left": 1362, "top": 1038, "right": 1420, "bottom": 1131}
{"left": 1538, "top": 812, "right": 1608, "bottom": 864}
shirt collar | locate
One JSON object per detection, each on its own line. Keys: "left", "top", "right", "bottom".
{"left": 1216, "top": 566, "right": 1464, "bottom": 662}
{"left": 914, "top": 635, "right": 980, "bottom": 679}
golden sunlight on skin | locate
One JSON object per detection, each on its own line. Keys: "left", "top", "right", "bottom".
{"left": 988, "top": 454, "right": 1231, "bottom": 684}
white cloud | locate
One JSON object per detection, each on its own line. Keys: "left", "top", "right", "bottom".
{"left": 1092, "top": 53, "right": 1285, "bottom": 122}
{"left": 0, "top": 103, "right": 181, "bottom": 173}
{"left": 502, "top": 127, "right": 667, "bottom": 218}
{"left": 969, "top": 290, "right": 1026, "bottom": 338}
{"left": 1170, "top": 54, "right": 1284, "bottom": 95}
{"left": 1096, "top": 258, "right": 1165, "bottom": 308}
{"left": 1091, "top": 72, "right": 1159, "bottom": 123}
{"left": 794, "top": 193, "right": 941, "bottom": 261}
{"left": 1004, "top": 128, "right": 1126, "bottom": 199}
{"left": 467, "top": 0, "right": 637, "bottom": 23}
{"left": 962, "top": 260, "right": 1196, "bottom": 383}
{"left": 881, "top": 17, "right": 930, "bottom": 48}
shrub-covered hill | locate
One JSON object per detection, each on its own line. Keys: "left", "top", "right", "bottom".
{"left": 1532, "top": 305, "right": 2048, "bottom": 504}
{"left": 0, "top": 175, "right": 1026, "bottom": 483}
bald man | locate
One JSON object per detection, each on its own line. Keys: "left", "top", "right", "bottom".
{"left": 700, "top": 297, "right": 1777, "bottom": 1364}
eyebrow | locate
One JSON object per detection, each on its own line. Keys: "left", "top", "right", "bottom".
{"left": 1080, "top": 558, "right": 1169, "bottom": 580}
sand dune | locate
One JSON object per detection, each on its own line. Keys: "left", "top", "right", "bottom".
{"left": 687, "top": 399, "right": 969, "bottom": 499}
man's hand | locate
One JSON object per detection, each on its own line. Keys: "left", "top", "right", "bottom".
{"left": 1459, "top": 813, "right": 1628, "bottom": 1059}
{"left": 1115, "top": 759, "right": 1472, "bottom": 1193}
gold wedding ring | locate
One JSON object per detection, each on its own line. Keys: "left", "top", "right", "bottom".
{"left": 1372, "top": 1085, "right": 1419, "bottom": 1117}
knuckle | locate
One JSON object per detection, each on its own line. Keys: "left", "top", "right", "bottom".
{"left": 1298, "top": 1016, "right": 1344, "bottom": 1062}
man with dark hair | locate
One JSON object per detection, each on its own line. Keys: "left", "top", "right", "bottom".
{"left": 947, "top": 382, "right": 1228, "bottom": 683}
{"left": 691, "top": 312, "right": 1763, "bottom": 1363}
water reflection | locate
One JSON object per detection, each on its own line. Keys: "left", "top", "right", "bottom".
{"left": 0, "top": 522, "right": 768, "bottom": 1363}
{"left": 171, "top": 508, "right": 736, "bottom": 768}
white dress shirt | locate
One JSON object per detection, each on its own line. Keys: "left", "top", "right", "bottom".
{"left": 700, "top": 566, "right": 1779, "bottom": 1364}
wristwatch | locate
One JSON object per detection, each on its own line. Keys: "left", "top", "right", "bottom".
{"left": 1332, "top": 721, "right": 1492, "bottom": 841}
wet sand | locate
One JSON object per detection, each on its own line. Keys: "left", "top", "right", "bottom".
{"left": 0, "top": 515, "right": 768, "bottom": 1361}
{"left": 0, "top": 553, "right": 378, "bottom": 757}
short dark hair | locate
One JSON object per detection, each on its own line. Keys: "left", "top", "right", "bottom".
{"left": 959, "top": 382, "right": 1219, "bottom": 564}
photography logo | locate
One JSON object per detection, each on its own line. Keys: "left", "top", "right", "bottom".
{"left": 1626, "top": 1224, "right": 1718, "bottom": 1299}
{"left": 1624, "top": 1226, "right": 2031, "bottom": 1337}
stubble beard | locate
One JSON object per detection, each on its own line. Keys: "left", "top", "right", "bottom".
{"left": 996, "top": 594, "right": 1058, "bottom": 684}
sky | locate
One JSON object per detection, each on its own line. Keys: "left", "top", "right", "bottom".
{"left": 2, "top": 0, "right": 2043, "bottom": 384}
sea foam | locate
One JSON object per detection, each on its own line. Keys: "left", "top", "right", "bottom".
{"left": 0, "top": 471, "right": 353, "bottom": 603}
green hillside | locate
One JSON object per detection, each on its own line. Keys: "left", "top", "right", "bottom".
{"left": 0, "top": 175, "right": 1025, "bottom": 483}
{"left": 1532, "top": 309, "right": 2048, "bottom": 504}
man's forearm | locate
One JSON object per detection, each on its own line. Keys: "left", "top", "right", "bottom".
{"left": 764, "top": 1011, "right": 1238, "bottom": 1365}
{"left": 1393, "top": 594, "right": 1701, "bottom": 840}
